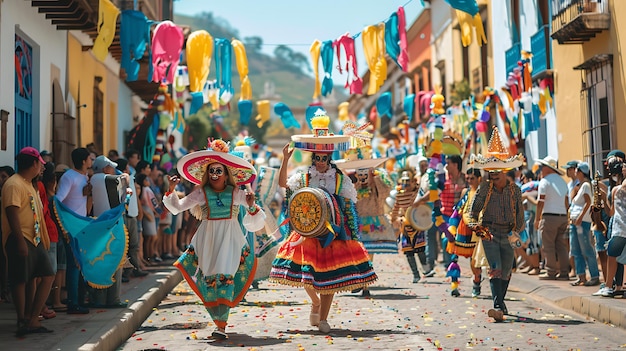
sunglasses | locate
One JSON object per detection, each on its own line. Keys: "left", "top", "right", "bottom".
{"left": 208, "top": 167, "right": 225, "bottom": 176}
{"left": 313, "top": 155, "right": 329, "bottom": 163}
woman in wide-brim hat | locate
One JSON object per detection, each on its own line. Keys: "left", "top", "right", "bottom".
{"left": 269, "top": 111, "right": 377, "bottom": 334}
{"left": 163, "top": 139, "right": 265, "bottom": 340}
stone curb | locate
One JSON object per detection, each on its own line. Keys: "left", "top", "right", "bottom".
{"left": 78, "top": 269, "right": 182, "bottom": 351}
{"left": 509, "top": 273, "right": 626, "bottom": 329}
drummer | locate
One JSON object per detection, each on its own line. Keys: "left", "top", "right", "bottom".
{"left": 390, "top": 169, "right": 430, "bottom": 283}
{"left": 269, "top": 111, "right": 377, "bottom": 334}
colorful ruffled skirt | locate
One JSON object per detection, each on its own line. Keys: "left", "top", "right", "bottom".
{"left": 174, "top": 244, "right": 256, "bottom": 310}
{"left": 452, "top": 220, "right": 478, "bottom": 258}
{"left": 360, "top": 215, "right": 398, "bottom": 254}
{"left": 269, "top": 232, "right": 377, "bottom": 294}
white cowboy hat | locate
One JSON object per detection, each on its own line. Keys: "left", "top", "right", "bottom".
{"left": 534, "top": 156, "right": 564, "bottom": 175}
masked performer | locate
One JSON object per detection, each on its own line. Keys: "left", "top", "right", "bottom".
{"left": 270, "top": 110, "right": 377, "bottom": 334}
{"left": 335, "top": 127, "right": 394, "bottom": 297}
{"left": 163, "top": 139, "right": 265, "bottom": 340}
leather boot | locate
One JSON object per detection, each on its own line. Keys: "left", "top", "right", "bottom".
{"left": 488, "top": 278, "right": 504, "bottom": 322}
{"left": 406, "top": 254, "right": 421, "bottom": 283}
{"left": 500, "top": 280, "right": 510, "bottom": 314}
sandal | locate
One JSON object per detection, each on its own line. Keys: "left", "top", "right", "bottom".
{"left": 41, "top": 308, "right": 56, "bottom": 319}
{"left": 53, "top": 305, "right": 68, "bottom": 312}
{"left": 570, "top": 279, "right": 587, "bottom": 286}
{"left": 26, "top": 326, "right": 54, "bottom": 334}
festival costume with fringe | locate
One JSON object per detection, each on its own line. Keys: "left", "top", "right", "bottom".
{"left": 356, "top": 171, "right": 397, "bottom": 254}
{"left": 270, "top": 167, "right": 377, "bottom": 293}
{"left": 163, "top": 186, "right": 264, "bottom": 329}
{"left": 449, "top": 188, "right": 480, "bottom": 257}
{"left": 251, "top": 166, "right": 282, "bottom": 282}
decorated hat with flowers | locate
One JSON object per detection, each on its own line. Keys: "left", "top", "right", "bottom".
{"left": 177, "top": 139, "right": 256, "bottom": 186}
{"left": 290, "top": 108, "right": 351, "bottom": 153}
{"left": 469, "top": 126, "right": 524, "bottom": 171}
{"left": 334, "top": 122, "right": 388, "bottom": 171}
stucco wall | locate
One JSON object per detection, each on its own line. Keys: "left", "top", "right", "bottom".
{"left": 67, "top": 33, "right": 120, "bottom": 154}
{"left": 0, "top": 1, "right": 67, "bottom": 166}
{"left": 552, "top": 0, "right": 626, "bottom": 166}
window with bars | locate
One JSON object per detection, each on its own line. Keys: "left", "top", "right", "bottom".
{"left": 580, "top": 60, "right": 614, "bottom": 176}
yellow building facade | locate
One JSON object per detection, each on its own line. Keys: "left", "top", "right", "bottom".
{"left": 67, "top": 32, "right": 120, "bottom": 155}
{"left": 552, "top": 0, "right": 624, "bottom": 173}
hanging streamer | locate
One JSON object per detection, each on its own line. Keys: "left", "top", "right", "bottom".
{"left": 151, "top": 21, "right": 184, "bottom": 84}
{"left": 214, "top": 38, "right": 233, "bottom": 105}
{"left": 186, "top": 30, "right": 213, "bottom": 93}
{"left": 310, "top": 40, "right": 322, "bottom": 100}
{"left": 336, "top": 34, "right": 363, "bottom": 94}
{"left": 362, "top": 23, "right": 387, "bottom": 95}
{"left": 320, "top": 40, "right": 334, "bottom": 97}
{"left": 120, "top": 10, "right": 151, "bottom": 82}
{"left": 92, "top": 0, "right": 121, "bottom": 62}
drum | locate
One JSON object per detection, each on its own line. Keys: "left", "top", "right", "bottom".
{"left": 289, "top": 187, "right": 339, "bottom": 237}
{"left": 405, "top": 204, "right": 433, "bottom": 231}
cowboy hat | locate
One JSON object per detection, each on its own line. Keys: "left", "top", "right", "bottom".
{"left": 534, "top": 156, "right": 564, "bottom": 175}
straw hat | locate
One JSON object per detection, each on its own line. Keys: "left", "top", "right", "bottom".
{"left": 470, "top": 126, "right": 524, "bottom": 171}
{"left": 535, "top": 156, "right": 564, "bottom": 175}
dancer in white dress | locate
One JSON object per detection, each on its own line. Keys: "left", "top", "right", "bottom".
{"left": 163, "top": 140, "right": 265, "bottom": 340}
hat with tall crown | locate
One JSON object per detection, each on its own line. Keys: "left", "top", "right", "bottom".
{"left": 469, "top": 126, "right": 524, "bottom": 171}
{"left": 334, "top": 122, "right": 388, "bottom": 171}
{"left": 290, "top": 109, "right": 351, "bottom": 153}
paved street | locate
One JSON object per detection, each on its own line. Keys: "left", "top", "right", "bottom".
{"left": 120, "top": 255, "right": 626, "bottom": 351}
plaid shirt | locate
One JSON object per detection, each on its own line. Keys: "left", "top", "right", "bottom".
{"left": 469, "top": 180, "right": 525, "bottom": 233}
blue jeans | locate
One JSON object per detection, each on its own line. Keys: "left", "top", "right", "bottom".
{"left": 569, "top": 222, "right": 599, "bottom": 278}
{"left": 64, "top": 240, "right": 80, "bottom": 306}
{"left": 425, "top": 225, "right": 439, "bottom": 270}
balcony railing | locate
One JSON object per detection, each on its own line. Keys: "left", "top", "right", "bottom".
{"left": 505, "top": 42, "right": 521, "bottom": 74}
{"left": 531, "top": 25, "right": 551, "bottom": 76}
{"left": 551, "top": 0, "right": 610, "bottom": 44}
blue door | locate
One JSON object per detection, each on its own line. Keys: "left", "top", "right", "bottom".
{"left": 15, "top": 34, "right": 33, "bottom": 153}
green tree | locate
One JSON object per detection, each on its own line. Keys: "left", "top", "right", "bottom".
{"left": 243, "top": 36, "right": 263, "bottom": 53}
{"left": 449, "top": 79, "right": 472, "bottom": 106}
{"left": 185, "top": 110, "right": 212, "bottom": 151}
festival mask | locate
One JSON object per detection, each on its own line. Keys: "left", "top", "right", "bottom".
{"left": 403, "top": 223, "right": 416, "bottom": 234}
{"left": 357, "top": 168, "right": 369, "bottom": 183}
{"left": 313, "top": 154, "right": 329, "bottom": 164}
{"left": 208, "top": 164, "right": 225, "bottom": 181}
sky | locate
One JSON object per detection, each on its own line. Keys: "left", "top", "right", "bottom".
{"left": 173, "top": 0, "right": 425, "bottom": 79}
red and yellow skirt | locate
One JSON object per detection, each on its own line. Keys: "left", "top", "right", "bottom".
{"left": 269, "top": 232, "right": 377, "bottom": 294}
